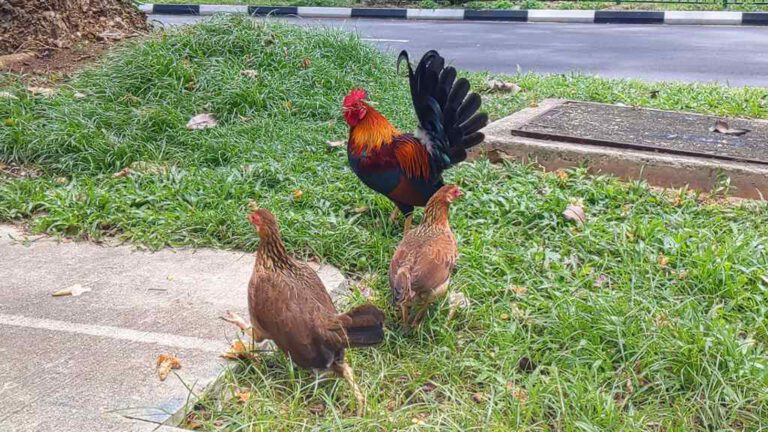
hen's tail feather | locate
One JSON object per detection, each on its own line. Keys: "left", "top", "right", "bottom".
{"left": 339, "top": 304, "right": 385, "bottom": 347}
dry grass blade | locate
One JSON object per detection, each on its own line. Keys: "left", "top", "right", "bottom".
{"left": 52, "top": 284, "right": 91, "bottom": 297}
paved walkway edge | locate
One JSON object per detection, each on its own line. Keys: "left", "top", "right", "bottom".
{"left": 140, "top": 4, "right": 768, "bottom": 25}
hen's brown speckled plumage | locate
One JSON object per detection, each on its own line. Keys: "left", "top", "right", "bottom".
{"left": 388, "top": 184, "right": 462, "bottom": 328}
{"left": 229, "top": 209, "right": 384, "bottom": 413}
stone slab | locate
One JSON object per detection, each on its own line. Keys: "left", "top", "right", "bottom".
{"left": 469, "top": 99, "right": 768, "bottom": 200}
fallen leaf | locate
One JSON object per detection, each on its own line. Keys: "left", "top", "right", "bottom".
{"left": 657, "top": 254, "right": 669, "bottom": 267}
{"left": 421, "top": 381, "right": 437, "bottom": 393}
{"left": 308, "top": 403, "right": 325, "bottom": 415}
{"left": 511, "top": 386, "right": 528, "bottom": 405}
{"left": 4, "top": 118, "right": 15, "bottom": 127}
{"left": 554, "top": 169, "right": 569, "bottom": 181}
{"left": 220, "top": 340, "right": 257, "bottom": 361}
{"left": 27, "top": 86, "right": 55, "bottom": 97}
{"left": 351, "top": 206, "right": 369, "bottom": 214}
{"left": 709, "top": 119, "right": 749, "bottom": 136}
{"left": 654, "top": 313, "right": 671, "bottom": 328}
{"left": 112, "top": 167, "right": 132, "bottom": 178}
{"left": 594, "top": 274, "right": 609, "bottom": 288}
{"left": 471, "top": 392, "right": 485, "bottom": 403}
{"left": 517, "top": 356, "right": 537, "bottom": 372}
{"left": 302, "top": 58, "right": 311, "bottom": 69}
{"left": 0, "top": 91, "right": 18, "bottom": 99}
{"left": 54, "top": 177, "right": 68, "bottom": 185}
{"left": 487, "top": 79, "right": 521, "bottom": 94}
{"left": 411, "top": 412, "right": 429, "bottom": 424}
{"left": 283, "top": 100, "right": 293, "bottom": 110}
{"left": 241, "top": 69, "right": 258, "bottom": 79}
{"left": 73, "top": 91, "right": 87, "bottom": 99}
{"left": 500, "top": 313, "right": 510, "bottom": 321}
{"left": 156, "top": 354, "right": 181, "bottom": 381}
{"left": 292, "top": 189, "right": 303, "bottom": 200}
{"left": 649, "top": 89, "right": 660, "bottom": 99}
{"left": 509, "top": 285, "right": 527, "bottom": 296}
{"left": 52, "top": 284, "right": 91, "bottom": 297}
{"left": 236, "top": 389, "right": 251, "bottom": 403}
{"left": 326, "top": 140, "right": 345, "bottom": 148}
{"left": 186, "top": 113, "right": 218, "bottom": 130}
{"left": 563, "top": 204, "right": 586, "bottom": 225}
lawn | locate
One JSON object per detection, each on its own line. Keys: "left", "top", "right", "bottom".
{"left": 2, "top": 16, "right": 768, "bottom": 431}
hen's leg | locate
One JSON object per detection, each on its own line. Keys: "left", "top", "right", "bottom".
{"left": 332, "top": 361, "right": 365, "bottom": 416}
{"left": 220, "top": 310, "right": 266, "bottom": 342}
{"left": 389, "top": 207, "right": 400, "bottom": 223}
{"left": 411, "top": 302, "right": 432, "bottom": 327}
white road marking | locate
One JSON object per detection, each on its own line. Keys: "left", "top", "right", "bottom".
{"left": 361, "top": 38, "right": 409, "bottom": 43}
{"left": 0, "top": 313, "right": 228, "bottom": 353}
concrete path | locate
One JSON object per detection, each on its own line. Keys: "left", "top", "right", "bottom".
{"left": 0, "top": 225, "right": 347, "bottom": 432}
{"left": 151, "top": 15, "right": 768, "bottom": 86}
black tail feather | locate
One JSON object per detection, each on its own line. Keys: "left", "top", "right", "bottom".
{"left": 340, "top": 304, "right": 385, "bottom": 347}
{"left": 399, "top": 49, "right": 488, "bottom": 168}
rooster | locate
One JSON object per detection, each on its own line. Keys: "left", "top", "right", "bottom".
{"left": 389, "top": 184, "right": 462, "bottom": 328}
{"left": 221, "top": 208, "right": 385, "bottom": 414}
{"left": 343, "top": 50, "right": 487, "bottom": 231}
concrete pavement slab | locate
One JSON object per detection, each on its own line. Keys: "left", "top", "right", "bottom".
{"left": 0, "top": 224, "right": 348, "bottom": 431}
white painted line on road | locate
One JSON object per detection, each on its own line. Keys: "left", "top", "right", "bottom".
{"left": 362, "top": 38, "right": 409, "bottom": 43}
{"left": 0, "top": 313, "right": 228, "bottom": 353}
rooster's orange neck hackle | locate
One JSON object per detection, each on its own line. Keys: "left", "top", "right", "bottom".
{"left": 343, "top": 88, "right": 399, "bottom": 154}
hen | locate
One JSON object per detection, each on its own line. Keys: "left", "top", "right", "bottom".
{"left": 222, "top": 208, "right": 385, "bottom": 413}
{"left": 343, "top": 50, "right": 487, "bottom": 231}
{"left": 388, "top": 184, "right": 462, "bottom": 328}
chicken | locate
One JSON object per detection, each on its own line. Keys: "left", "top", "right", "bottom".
{"left": 221, "top": 208, "right": 385, "bottom": 414}
{"left": 388, "top": 184, "right": 462, "bottom": 328}
{"left": 343, "top": 50, "right": 487, "bottom": 232}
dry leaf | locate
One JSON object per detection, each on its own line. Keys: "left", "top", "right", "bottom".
{"left": 54, "top": 177, "right": 68, "bottom": 185}
{"left": 594, "top": 274, "right": 609, "bottom": 288}
{"left": 236, "top": 389, "right": 251, "bottom": 403}
{"left": 710, "top": 119, "right": 749, "bottom": 136}
{"left": 156, "top": 354, "right": 181, "bottom": 381}
{"left": 220, "top": 340, "right": 257, "bottom": 361}
{"left": 302, "top": 58, "right": 311, "bottom": 69}
{"left": 27, "top": 87, "right": 55, "bottom": 97}
{"left": 73, "top": 91, "right": 87, "bottom": 99}
{"left": 292, "top": 189, "right": 303, "bottom": 200}
{"left": 555, "top": 169, "right": 569, "bottom": 181}
{"left": 657, "top": 254, "right": 669, "bottom": 267}
{"left": 487, "top": 79, "right": 521, "bottom": 94}
{"left": 563, "top": 204, "right": 586, "bottom": 225}
{"left": 112, "top": 167, "right": 132, "bottom": 178}
{"left": 283, "top": 100, "right": 293, "bottom": 110}
{"left": 351, "top": 206, "right": 369, "bottom": 214}
{"left": 186, "top": 113, "right": 218, "bottom": 130}
{"left": 326, "top": 140, "right": 345, "bottom": 148}
{"left": 471, "top": 392, "right": 485, "bottom": 403}
{"left": 511, "top": 386, "right": 528, "bottom": 404}
{"left": 0, "top": 91, "right": 18, "bottom": 100}
{"left": 654, "top": 313, "right": 671, "bottom": 328}
{"left": 308, "top": 403, "right": 325, "bottom": 415}
{"left": 509, "top": 285, "right": 527, "bottom": 296}
{"left": 649, "top": 89, "right": 660, "bottom": 99}
{"left": 499, "top": 313, "right": 510, "bottom": 321}
{"left": 52, "top": 284, "right": 91, "bottom": 297}
{"left": 421, "top": 381, "right": 437, "bottom": 393}
{"left": 240, "top": 69, "right": 258, "bottom": 78}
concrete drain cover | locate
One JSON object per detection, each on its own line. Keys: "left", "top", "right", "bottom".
{"left": 511, "top": 101, "right": 768, "bottom": 165}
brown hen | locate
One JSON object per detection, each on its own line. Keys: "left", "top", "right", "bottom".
{"left": 388, "top": 184, "right": 462, "bottom": 328}
{"left": 222, "top": 208, "right": 385, "bottom": 414}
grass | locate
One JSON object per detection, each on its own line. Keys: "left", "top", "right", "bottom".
{"left": 146, "top": 0, "right": 768, "bottom": 11}
{"left": 2, "top": 15, "right": 768, "bottom": 431}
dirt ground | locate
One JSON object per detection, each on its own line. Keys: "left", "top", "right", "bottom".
{"left": 0, "top": 0, "right": 147, "bottom": 57}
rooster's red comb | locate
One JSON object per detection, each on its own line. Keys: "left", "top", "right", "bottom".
{"left": 343, "top": 88, "right": 368, "bottom": 107}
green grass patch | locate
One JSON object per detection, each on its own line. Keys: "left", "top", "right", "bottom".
{"left": 2, "top": 16, "right": 768, "bottom": 430}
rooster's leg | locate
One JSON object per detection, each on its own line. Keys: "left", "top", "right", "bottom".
{"left": 220, "top": 310, "right": 250, "bottom": 331}
{"left": 332, "top": 361, "right": 365, "bottom": 416}
{"left": 403, "top": 214, "right": 414, "bottom": 233}
{"left": 389, "top": 207, "right": 401, "bottom": 223}
{"left": 411, "top": 303, "right": 431, "bottom": 327}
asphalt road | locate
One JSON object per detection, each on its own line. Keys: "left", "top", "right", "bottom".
{"left": 151, "top": 15, "right": 768, "bottom": 86}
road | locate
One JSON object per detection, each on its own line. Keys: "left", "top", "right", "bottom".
{"left": 150, "top": 15, "right": 768, "bottom": 86}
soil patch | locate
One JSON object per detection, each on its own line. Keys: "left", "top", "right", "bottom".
{"left": 0, "top": 43, "right": 108, "bottom": 76}
{"left": 0, "top": 0, "right": 147, "bottom": 56}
